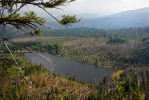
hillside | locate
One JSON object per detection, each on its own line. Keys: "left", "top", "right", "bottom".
{"left": 9, "top": 31, "right": 149, "bottom": 99}
{"left": 2, "top": 26, "right": 149, "bottom": 100}
{"left": 46, "top": 7, "right": 149, "bottom": 29}
{"left": 14, "top": 26, "right": 149, "bottom": 69}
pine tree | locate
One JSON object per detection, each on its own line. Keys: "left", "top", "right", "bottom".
{"left": 0, "top": 0, "right": 81, "bottom": 36}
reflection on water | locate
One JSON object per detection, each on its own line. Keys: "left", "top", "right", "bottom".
{"left": 26, "top": 52, "right": 117, "bottom": 83}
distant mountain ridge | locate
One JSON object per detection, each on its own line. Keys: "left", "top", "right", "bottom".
{"left": 46, "top": 7, "right": 149, "bottom": 29}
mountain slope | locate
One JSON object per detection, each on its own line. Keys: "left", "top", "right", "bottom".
{"left": 47, "top": 7, "right": 149, "bottom": 29}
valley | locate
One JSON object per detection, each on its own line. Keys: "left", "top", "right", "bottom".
{"left": 1, "top": 3, "right": 149, "bottom": 99}
{"left": 8, "top": 26, "right": 149, "bottom": 99}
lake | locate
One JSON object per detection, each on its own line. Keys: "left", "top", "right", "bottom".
{"left": 26, "top": 52, "right": 117, "bottom": 83}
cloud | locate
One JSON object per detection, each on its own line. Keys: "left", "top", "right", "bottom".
{"left": 65, "top": 0, "right": 149, "bottom": 15}
{"left": 20, "top": 0, "right": 149, "bottom": 17}
{"left": 77, "top": 0, "right": 84, "bottom": 2}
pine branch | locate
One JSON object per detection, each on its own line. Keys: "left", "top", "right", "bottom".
{"left": 0, "top": 0, "right": 80, "bottom": 30}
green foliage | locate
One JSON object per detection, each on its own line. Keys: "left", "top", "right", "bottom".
{"left": 41, "top": 0, "right": 76, "bottom": 8}
{"left": 40, "top": 27, "right": 149, "bottom": 40}
{"left": 23, "top": 11, "right": 46, "bottom": 24}
{"left": 0, "top": 0, "right": 80, "bottom": 36}
{"left": 19, "top": 41, "right": 61, "bottom": 55}
{"left": 129, "top": 46, "right": 149, "bottom": 65}
{"left": 107, "top": 38, "right": 126, "bottom": 44}
{"left": 141, "top": 37, "right": 149, "bottom": 41}
{"left": 1, "top": 11, "right": 46, "bottom": 24}
{"left": 59, "top": 15, "right": 81, "bottom": 25}
{"left": 0, "top": 11, "right": 46, "bottom": 36}
{"left": 24, "top": 63, "right": 49, "bottom": 76}
{"left": 30, "top": 28, "right": 43, "bottom": 37}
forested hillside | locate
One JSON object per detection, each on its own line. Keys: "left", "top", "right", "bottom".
{"left": 46, "top": 7, "right": 149, "bottom": 29}
{"left": 1, "top": 52, "right": 149, "bottom": 99}
{"left": 15, "top": 27, "right": 149, "bottom": 69}
{"left": 9, "top": 26, "right": 149, "bottom": 99}
{"left": 1, "top": 0, "right": 149, "bottom": 99}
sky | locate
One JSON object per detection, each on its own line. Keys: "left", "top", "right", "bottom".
{"left": 64, "top": 0, "right": 149, "bottom": 15}
{"left": 21, "top": 0, "right": 149, "bottom": 17}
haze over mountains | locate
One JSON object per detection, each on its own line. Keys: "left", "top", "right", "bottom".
{"left": 46, "top": 7, "right": 149, "bottom": 29}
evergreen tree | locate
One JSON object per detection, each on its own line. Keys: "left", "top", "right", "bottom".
{"left": 0, "top": 0, "right": 80, "bottom": 36}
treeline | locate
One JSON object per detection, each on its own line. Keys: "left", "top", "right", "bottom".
{"left": 43, "top": 27, "right": 149, "bottom": 39}
{"left": 2, "top": 27, "right": 149, "bottom": 40}
{"left": 19, "top": 41, "right": 61, "bottom": 55}
{"left": 17, "top": 36, "right": 149, "bottom": 69}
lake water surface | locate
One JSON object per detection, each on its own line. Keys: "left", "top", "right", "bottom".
{"left": 26, "top": 53, "right": 117, "bottom": 83}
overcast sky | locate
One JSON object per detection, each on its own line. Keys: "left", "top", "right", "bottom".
{"left": 65, "top": 0, "right": 149, "bottom": 15}
{"left": 21, "top": 0, "right": 149, "bottom": 17}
